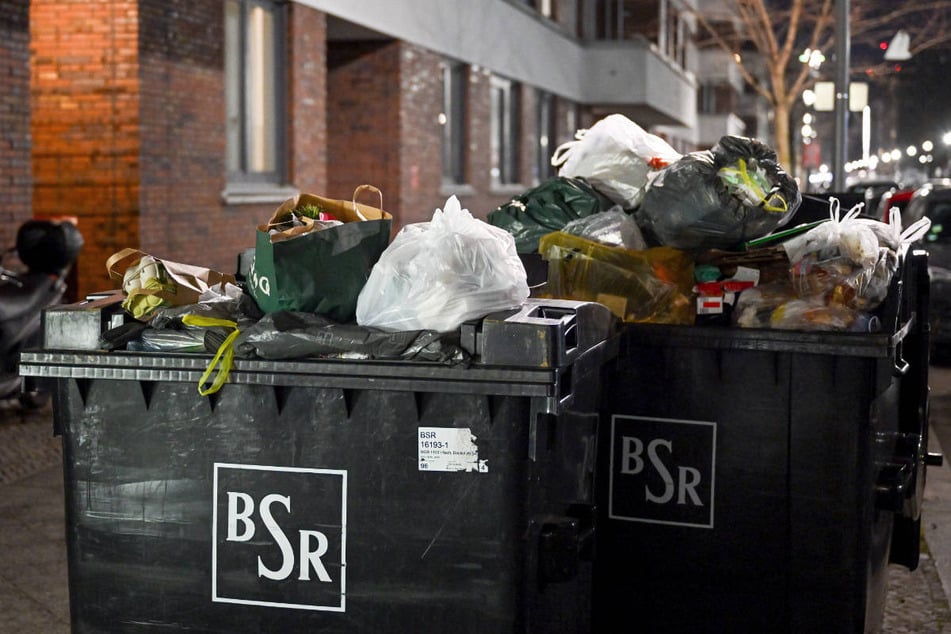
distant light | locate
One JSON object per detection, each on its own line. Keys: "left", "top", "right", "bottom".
{"left": 907, "top": 145, "right": 918, "bottom": 157}
{"left": 802, "top": 113, "right": 813, "bottom": 124}
{"left": 799, "top": 48, "right": 825, "bottom": 70}
{"left": 879, "top": 41, "right": 888, "bottom": 51}
{"left": 943, "top": 131, "right": 951, "bottom": 145}
{"left": 801, "top": 124, "right": 814, "bottom": 138}
{"left": 437, "top": 113, "right": 447, "bottom": 125}
{"left": 919, "top": 155, "right": 928, "bottom": 164}
{"left": 923, "top": 140, "right": 934, "bottom": 152}
{"left": 733, "top": 53, "right": 742, "bottom": 64}
{"left": 802, "top": 89, "right": 816, "bottom": 107}
{"left": 882, "top": 153, "right": 892, "bottom": 164}
{"left": 891, "top": 149, "right": 902, "bottom": 161}
{"left": 868, "top": 156, "right": 879, "bottom": 170}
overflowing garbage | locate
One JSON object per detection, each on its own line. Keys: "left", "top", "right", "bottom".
{"left": 92, "top": 113, "right": 933, "bottom": 396}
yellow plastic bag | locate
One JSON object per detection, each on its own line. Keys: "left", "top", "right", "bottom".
{"left": 537, "top": 231, "right": 695, "bottom": 324}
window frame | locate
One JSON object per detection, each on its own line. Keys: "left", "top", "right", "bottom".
{"left": 225, "top": 0, "right": 288, "bottom": 188}
{"left": 535, "top": 89, "right": 556, "bottom": 184}
{"left": 441, "top": 61, "right": 469, "bottom": 187}
{"left": 490, "top": 75, "right": 522, "bottom": 188}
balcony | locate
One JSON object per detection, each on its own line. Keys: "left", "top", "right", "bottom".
{"left": 313, "top": 0, "right": 697, "bottom": 128}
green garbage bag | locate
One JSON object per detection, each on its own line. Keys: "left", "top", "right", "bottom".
{"left": 487, "top": 177, "right": 614, "bottom": 254}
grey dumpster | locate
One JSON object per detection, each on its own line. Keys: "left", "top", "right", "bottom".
{"left": 21, "top": 298, "right": 616, "bottom": 634}
{"left": 593, "top": 247, "right": 934, "bottom": 633}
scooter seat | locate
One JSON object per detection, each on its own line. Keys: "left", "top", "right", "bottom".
{"left": 0, "top": 271, "right": 58, "bottom": 323}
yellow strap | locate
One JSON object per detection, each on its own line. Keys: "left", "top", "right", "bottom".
{"left": 181, "top": 315, "right": 239, "bottom": 396}
{"left": 721, "top": 158, "right": 788, "bottom": 214}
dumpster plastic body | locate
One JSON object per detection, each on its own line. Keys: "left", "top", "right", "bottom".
{"left": 593, "top": 248, "right": 931, "bottom": 633}
{"left": 21, "top": 299, "right": 616, "bottom": 634}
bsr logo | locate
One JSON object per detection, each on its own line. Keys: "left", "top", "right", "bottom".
{"left": 619, "top": 436, "right": 704, "bottom": 506}
{"left": 226, "top": 491, "right": 332, "bottom": 582}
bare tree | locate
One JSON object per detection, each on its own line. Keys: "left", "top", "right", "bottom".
{"left": 692, "top": 0, "right": 951, "bottom": 172}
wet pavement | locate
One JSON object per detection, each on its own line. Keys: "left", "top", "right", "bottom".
{"left": 1, "top": 372, "right": 950, "bottom": 633}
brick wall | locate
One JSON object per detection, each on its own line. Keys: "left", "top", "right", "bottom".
{"left": 0, "top": 0, "right": 31, "bottom": 253}
{"left": 287, "top": 5, "right": 327, "bottom": 194}
{"left": 326, "top": 39, "right": 401, "bottom": 226}
{"left": 137, "top": 1, "right": 328, "bottom": 281}
{"left": 31, "top": 1, "right": 329, "bottom": 294}
{"left": 325, "top": 39, "right": 555, "bottom": 230}
{"left": 31, "top": 0, "right": 140, "bottom": 297}
{"left": 138, "top": 0, "right": 251, "bottom": 279}
{"left": 396, "top": 44, "right": 443, "bottom": 227}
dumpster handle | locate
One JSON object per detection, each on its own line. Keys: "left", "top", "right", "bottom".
{"left": 891, "top": 314, "right": 914, "bottom": 376}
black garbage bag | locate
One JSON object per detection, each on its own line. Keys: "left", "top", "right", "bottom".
{"left": 636, "top": 136, "right": 801, "bottom": 250}
{"left": 233, "top": 311, "right": 470, "bottom": 365}
{"left": 488, "top": 177, "right": 614, "bottom": 254}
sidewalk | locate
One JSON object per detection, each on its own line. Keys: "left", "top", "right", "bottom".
{"left": 1, "top": 399, "right": 950, "bottom": 633}
{"left": 0, "top": 400, "right": 69, "bottom": 633}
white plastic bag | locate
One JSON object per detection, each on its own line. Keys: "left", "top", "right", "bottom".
{"left": 782, "top": 197, "right": 916, "bottom": 310}
{"left": 551, "top": 114, "right": 681, "bottom": 209}
{"left": 356, "top": 195, "right": 529, "bottom": 332}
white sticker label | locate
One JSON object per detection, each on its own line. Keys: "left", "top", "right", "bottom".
{"left": 418, "top": 427, "right": 488, "bottom": 473}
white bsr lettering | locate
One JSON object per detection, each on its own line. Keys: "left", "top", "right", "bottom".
{"left": 226, "top": 492, "right": 332, "bottom": 583}
{"left": 248, "top": 258, "right": 271, "bottom": 297}
{"left": 620, "top": 437, "right": 703, "bottom": 506}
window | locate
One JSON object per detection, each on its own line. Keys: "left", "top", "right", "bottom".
{"left": 535, "top": 90, "right": 556, "bottom": 183}
{"left": 522, "top": 0, "right": 555, "bottom": 18}
{"left": 490, "top": 76, "right": 521, "bottom": 186}
{"left": 441, "top": 62, "right": 468, "bottom": 185}
{"left": 225, "top": 0, "right": 285, "bottom": 185}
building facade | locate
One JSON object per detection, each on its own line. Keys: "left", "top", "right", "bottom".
{"left": 20, "top": 0, "right": 756, "bottom": 297}
{"left": 0, "top": 0, "right": 31, "bottom": 251}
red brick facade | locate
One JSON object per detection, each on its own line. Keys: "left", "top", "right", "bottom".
{"left": 30, "top": 0, "right": 140, "bottom": 297}
{"left": 0, "top": 0, "right": 32, "bottom": 252}
{"left": 326, "top": 40, "right": 403, "bottom": 225}
{"left": 25, "top": 2, "right": 581, "bottom": 299}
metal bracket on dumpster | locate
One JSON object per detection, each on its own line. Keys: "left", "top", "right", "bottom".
{"left": 460, "top": 299, "right": 616, "bottom": 368}
{"left": 43, "top": 290, "right": 126, "bottom": 350}
{"left": 890, "top": 312, "right": 914, "bottom": 376}
{"left": 534, "top": 504, "right": 596, "bottom": 586}
{"left": 875, "top": 432, "right": 926, "bottom": 518}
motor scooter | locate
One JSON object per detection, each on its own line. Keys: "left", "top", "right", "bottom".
{"left": 0, "top": 219, "right": 83, "bottom": 409}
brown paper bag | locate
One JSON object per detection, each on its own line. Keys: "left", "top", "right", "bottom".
{"left": 106, "top": 248, "right": 236, "bottom": 320}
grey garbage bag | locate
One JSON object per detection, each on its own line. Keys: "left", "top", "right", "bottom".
{"left": 233, "top": 311, "right": 470, "bottom": 365}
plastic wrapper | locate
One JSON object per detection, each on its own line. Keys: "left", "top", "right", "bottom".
{"left": 551, "top": 114, "right": 681, "bottom": 209}
{"left": 636, "top": 136, "right": 801, "bottom": 250}
{"left": 782, "top": 198, "right": 928, "bottom": 311}
{"left": 537, "top": 231, "right": 694, "bottom": 325}
{"left": 561, "top": 207, "right": 648, "bottom": 250}
{"left": 129, "top": 326, "right": 208, "bottom": 352}
{"left": 732, "top": 282, "right": 878, "bottom": 332}
{"left": 150, "top": 282, "right": 263, "bottom": 330}
{"left": 232, "top": 311, "right": 469, "bottom": 364}
{"left": 733, "top": 198, "right": 930, "bottom": 332}
{"left": 487, "top": 177, "right": 614, "bottom": 253}
{"left": 356, "top": 195, "right": 529, "bottom": 333}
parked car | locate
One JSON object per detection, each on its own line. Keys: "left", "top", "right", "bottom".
{"left": 901, "top": 183, "right": 951, "bottom": 356}
{"left": 846, "top": 179, "right": 901, "bottom": 213}
{"left": 878, "top": 179, "right": 951, "bottom": 221}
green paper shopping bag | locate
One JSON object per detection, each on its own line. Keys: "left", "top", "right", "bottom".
{"left": 248, "top": 185, "right": 392, "bottom": 322}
